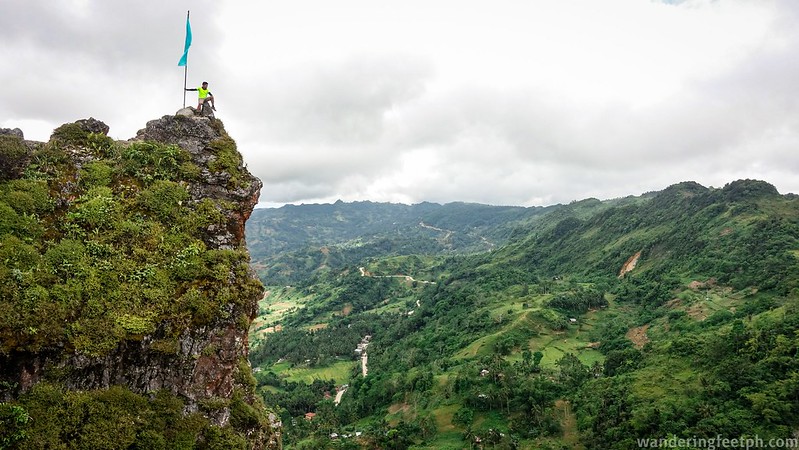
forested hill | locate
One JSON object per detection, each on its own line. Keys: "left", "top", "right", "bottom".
{"left": 488, "top": 179, "right": 798, "bottom": 288}
{"left": 248, "top": 200, "right": 550, "bottom": 255}
{"left": 246, "top": 196, "right": 661, "bottom": 285}
{"left": 246, "top": 201, "right": 554, "bottom": 284}
{"left": 248, "top": 179, "right": 799, "bottom": 449}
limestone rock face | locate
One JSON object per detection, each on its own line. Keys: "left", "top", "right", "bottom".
{"left": 0, "top": 114, "right": 278, "bottom": 449}
{"left": 0, "top": 127, "right": 24, "bottom": 138}
{"left": 134, "top": 113, "right": 262, "bottom": 249}
{"left": 73, "top": 117, "right": 110, "bottom": 135}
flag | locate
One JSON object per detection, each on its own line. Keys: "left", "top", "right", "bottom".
{"left": 178, "top": 15, "right": 192, "bottom": 66}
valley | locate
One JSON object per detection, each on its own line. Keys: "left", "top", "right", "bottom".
{"left": 246, "top": 180, "right": 799, "bottom": 449}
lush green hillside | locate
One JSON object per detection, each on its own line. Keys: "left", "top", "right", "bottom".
{"left": 247, "top": 180, "right": 799, "bottom": 449}
{"left": 246, "top": 201, "right": 555, "bottom": 285}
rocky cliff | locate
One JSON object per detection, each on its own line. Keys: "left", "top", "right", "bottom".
{"left": 0, "top": 115, "right": 280, "bottom": 448}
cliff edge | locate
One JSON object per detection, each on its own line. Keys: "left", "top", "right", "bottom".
{"left": 0, "top": 115, "right": 279, "bottom": 448}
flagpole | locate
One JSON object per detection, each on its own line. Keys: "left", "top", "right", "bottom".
{"left": 182, "top": 10, "right": 190, "bottom": 108}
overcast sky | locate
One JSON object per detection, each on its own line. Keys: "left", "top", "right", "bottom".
{"left": 2, "top": 0, "right": 797, "bottom": 207}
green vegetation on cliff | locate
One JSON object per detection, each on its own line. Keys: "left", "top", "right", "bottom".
{"left": 0, "top": 118, "right": 276, "bottom": 449}
{"left": 0, "top": 122, "right": 258, "bottom": 356}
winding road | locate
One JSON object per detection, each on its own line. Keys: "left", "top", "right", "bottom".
{"left": 358, "top": 267, "right": 436, "bottom": 285}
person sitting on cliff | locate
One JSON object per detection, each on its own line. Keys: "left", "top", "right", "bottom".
{"left": 185, "top": 81, "right": 216, "bottom": 112}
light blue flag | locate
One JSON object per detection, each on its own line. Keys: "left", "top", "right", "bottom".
{"left": 178, "top": 15, "right": 192, "bottom": 66}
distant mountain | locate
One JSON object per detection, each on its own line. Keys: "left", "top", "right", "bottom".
{"left": 493, "top": 179, "right": 792, "bottom": 278}
{"left": 246, "top": 200, "right": 555, "bottom": 284}
{"left": 245, "top": 193, "right": 663, "bottom": 285}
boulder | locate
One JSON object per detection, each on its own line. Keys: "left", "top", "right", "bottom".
{"left": 0, "top": 127, "right": 24, "bottom": 139}
{"left": 74, "top": 117, "right": 110, "bottom": 135}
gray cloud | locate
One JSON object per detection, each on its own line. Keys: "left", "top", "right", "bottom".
{"left": 230, "top": 54, "right": 435, "bottom": 199}
{"left": 2, "top": 1, "right": 798, "bottom": 207}
{"left": 0, "top": 1, "right": 219, "bottom": 68}
{"left": 256, "top": 56, "right": 432, "bottom": 145}
{"left": 1, "top": 1, "right": 220, "bottom": 130}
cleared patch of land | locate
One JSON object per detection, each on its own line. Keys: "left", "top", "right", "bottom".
{"left": 270, "top": 360, "right": 355, "bottom": 385}
{"left": 626, "top": 324, "right": 650, "bottom": 349}
{"left": 249, "top": 287, "right": 309, "bottom": 345}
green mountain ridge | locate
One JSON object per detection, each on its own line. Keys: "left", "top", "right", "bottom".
{"left": 246, "top": 179, "right": 799, "bottom": 449}
{"left": 245, "top": 195, "right": 659, "bottom": 286}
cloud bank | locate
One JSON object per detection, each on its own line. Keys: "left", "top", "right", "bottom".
{"left": 2, "top": 0, "right": 798, "bottom": 207}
